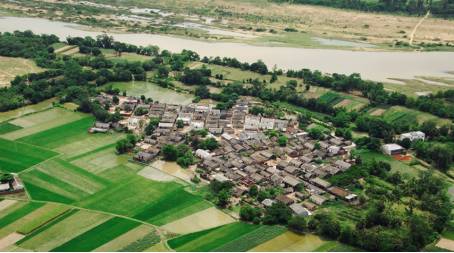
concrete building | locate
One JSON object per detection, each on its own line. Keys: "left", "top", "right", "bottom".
{"left": 382, "top": 143, "right": 405, "bottom": 155}
{"left": 399, "top": 131, "right": 425, "bottom": 141}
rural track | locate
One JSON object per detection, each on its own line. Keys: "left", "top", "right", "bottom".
{"left": 409, "top": 10, "right": 430, "bottom": 46}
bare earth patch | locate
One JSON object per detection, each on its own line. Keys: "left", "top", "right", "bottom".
{"left": 333, "top": 99, "right": 352, "bottom": 108}
{"left": 436, "top": 238, "right": 454, "bottom": 251}
{"left": 370, "top": 108, "right": 386, "bottom": 116}
{"left": 0, "top": 233, "right": 25, "bottom": 251}
{"left": 151, "top": 160, "right": 195, "bottom": 183}
{"left": 160, "top": 207, "right": 235, "bottom": 234}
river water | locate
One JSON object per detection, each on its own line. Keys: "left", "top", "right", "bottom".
{"left": 1, "top": 16, "right": 453, "bottom": 82}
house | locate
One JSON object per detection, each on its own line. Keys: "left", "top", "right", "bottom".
{"left": 196, "top": 149, "right": 212, "bottom": 159}
{"left": 276, "top": 194, "right": 295, "bottom": 205}
{"left": 311, "top": 177, "right": 332, "bottom": 189}
{"left": 262, "top": 198, "right": 275, "bottom": 207}
{"left": 334, "top": 160, "right": 352, "bottom": 171}
{"left": 134, "top": 152, "right": 157, "bottom": 162}
{"left": 158, "top": 122, "right": 174, "bottom": 128}
{"left": 177, "top": 113, "right": 192, "bottom": 125}
{"left": 274, "top": 119, "right": 288, "bottom": 131}
{"left": 302, "top": 201, "right": 317, "bottom": 211}
{"left": 244, "top": 115, "right": 261, "bottom": 130}
{"left": 213, "top": 173, "right": 229, "bottom": 183}
{"left": 399, "top": 131, "right": 425, "bottom": 141}
{"left": 283, "top": 175, "right": 301, "bottom": 187}
{"left": 191, "top": 121, "right": 205, "bottom": 129}
{"left": 382, "top": 143, "right": 405, "bottom": 155}
{"left": 0, "top": 183, "right": 10, "bottom": 192}
{"left": 310, "top": 194, "right": 327, "bottom": 205}
{"left": 260, "top": 117, "right": 275, "bottom": 130}
{"left": 289, "top": 203, "right": 311, "bottom": 216}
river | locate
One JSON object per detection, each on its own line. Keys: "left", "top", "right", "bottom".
{"left": 1, "top": 16, "right": 453, "bottom": 82}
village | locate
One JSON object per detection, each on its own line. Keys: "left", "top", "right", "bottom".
{"left": 88, "top": 93, "right": 365, "bottom": 216}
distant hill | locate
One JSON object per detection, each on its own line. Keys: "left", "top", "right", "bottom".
{"left": 271, "top": 0, "right": 454, "bottom": 18}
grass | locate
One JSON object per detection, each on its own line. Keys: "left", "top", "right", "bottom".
{"left": 119, "top": 232, "right": 161, "bottom": 252}
{"left": 318, "top": 92, "right": 344, "bottom": 106}
{"left": 0, "top": 56, "right": 44, "bottom": 87}
{"left": 0, "top": 138, "right": 58, "bottom": 173}
{"left": 167, "top": 222, "right": 261, "bottom": 252}
{"left": 0, "top": 202, "right": 45, "bottom": 228}
{"left": 0, "top": 122, "right": 22, "bottom": 134}
{"left": 50, "top": 217, "right": 141, "bottom": 252}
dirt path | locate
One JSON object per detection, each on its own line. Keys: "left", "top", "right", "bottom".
{"left": 409, "top": 10, "right": 430, "bottom": 46}
{"left": 436, "top": 238, "right": 454, "bottom": 251}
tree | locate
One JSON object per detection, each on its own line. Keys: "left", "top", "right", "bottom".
{"left": 145, "top": 117, "right": 160, "bottom": 135}
{"left": 249, "top": 185, "right": 259, "bottom": 197}
{"left": 156, "top": 66, "right": 169, "bottom": 78}
{"left": 162, "top": 144, "right": 178, "bottom": 161}
{"left": 316, "top": 214, "right": 341, "bottom": 239}
{"left": 278, "top": 135, "right": 288, "bottom": 146}
{"left": 195, "top": 85, "right": 210, "bottom": 99}
{"left": 176, "top": 119, "right": 184, "bottom": 128}
{"left": 262, "top": 202, "right": 292, "bottom": 225}
{"left": 288, "top": 216, "right": 308, "bottom": 234}
{"left": 240, "top": 205, "right": 262, "bottom": 223}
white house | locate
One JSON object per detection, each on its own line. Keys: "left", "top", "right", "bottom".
{"left": 244, "top": 115, "right": 261, "bottom": 130}
{"left": 382, "top": 143, "right": 405, "bottom": 155}
{"left": 399, "top": 131, "right": 425, "bottom": 142}
{"left": 260, "top": 117, "right": 275, "bottom": 130}
{"left": 196, "top": 149, "right": 212, "bottom": 159}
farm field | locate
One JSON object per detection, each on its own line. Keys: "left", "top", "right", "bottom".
{"left": 1, "top": 108, "right": 87, "bottom": 140}
{"left": 0, "top": 56, "right": 44, "bottom": 87}
{"left": 380, "top": 105, "right": 452, "bottom": 126}
{"left": 385, "top": 77, "right": 454, "bottom": 97}
{"left": 0, "top": 98, "right": 57, "bottom": 123}
{"left": 107, "top": 81, "right": 194, "bottom": 105}
{"left": 319, "top": 91, "right": 369, "bottom": 111}
{"left": 160, "top": 207, "right": 235, "bottom": 234}
{"left": 167, "top": 222, "right": 285, "bottom": 252}
{"left": 0, "top": 138, "right": 58, "bottom": 173}
{"left": 0, "top": 122, "right": 22, "bottom": 135}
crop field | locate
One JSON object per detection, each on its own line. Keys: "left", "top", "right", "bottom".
{"left": 0, "top": 98, "right": 57, "bottom": 123}
{"left": 167, "top": 222, "right": 283, "bottom": 252}
{"left": 108, "top": 81, "right": 194, "bottom": 105}
{"left": 100, "top": 49, "right": 152, "bottom": 63}
{"left": 17, "top": 209, "right": 112, "bottom": 251}
{"left": 381, "top": 106, "right": 452, "bottom": 126}
{"left": 2, "top": 108, "right": 87, "bottom": 140}
{"left": 21, "top": 159, "right": 110, "bottom": 204}
{"left": 93, "top": 225, "right": 158, "bottom": 252}
{"left": 318, "top": 92, "right": 344, "bottom": 106}
{"left": 0, "top": 138, "right": 58, "bottom": 173}
{"left": 50, "top": 217, "right": 141, "bottom": 252}
{"left": 0, "top": 122, "right": 22, "bottom": 135}
{"left": 0, "top": 56, "right": 44, "bottom": 87}
{"left": 160, "top": 207, "right": 235, "bottom": 234}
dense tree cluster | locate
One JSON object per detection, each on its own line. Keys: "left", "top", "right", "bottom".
{"left": 161, "top": 144, "right": 196, "bottom": 168}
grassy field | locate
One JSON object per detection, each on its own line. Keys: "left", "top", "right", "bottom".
{"left": 107, "top": 81, "right": 194, "bottom": 105}
{"left": 0, "top": 138, "right": 58, "bottom": 173}
{"left": 167, "top": 222, "right": 266, "bottom": 251}
{"left": 50, "top": 217, "right": 141, "bottom": 252}
{"left": 0, "top": 202, "right": 45, "bottom": 229}
{"left": 0, "top": 56, "right": 44, "bottom": 87}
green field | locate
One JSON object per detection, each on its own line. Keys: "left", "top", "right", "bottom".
{"left": 168, "top": 222, "right": 268, "bottom": 252}
{"left": 50, "top": 217, "right": 141, "bottom": 252}
{"left": 380, "top": 106, "right": 451, "bottom": 126}
{"left": 17, "top": 117, "right": 95, "bottom": 149}
{"left": 0, "top": 122, "right": 22, "bottom": 134}
{"left": 0, "top": 138, "right": 58, "bottom": 173}
{"left": 0, "top": 202, "right": 45, "bottom": 228}
{"left": 3, "top": 108, "right": 87, "bottom": 140}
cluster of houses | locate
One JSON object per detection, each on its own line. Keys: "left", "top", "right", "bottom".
{"left": 381, "top": 131, "right": 426, "bottom": 156}
{"left": 92, "top": 94, "right": 360, "bottom": 216}
{"left": 0, "top": 174, "right": 24, "bottom": 195}
{"left": 197, "top": 129, "right": 358, "bottom": 215}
